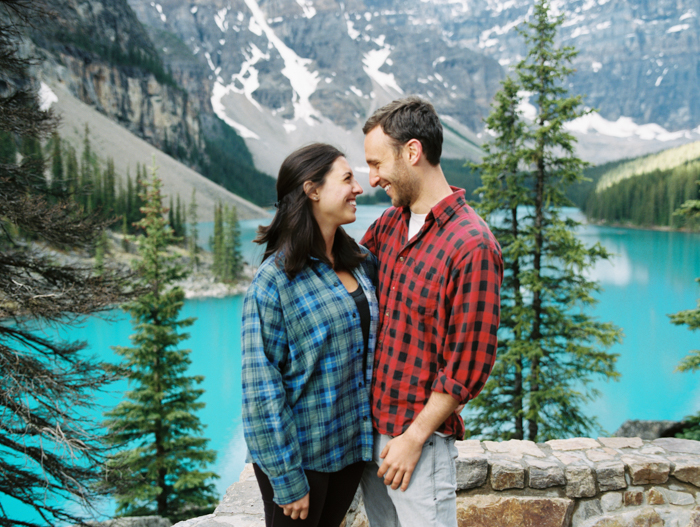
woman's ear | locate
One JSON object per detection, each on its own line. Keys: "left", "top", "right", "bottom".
{"left": 303, "top": 180, "right": 319, "bottom": 201}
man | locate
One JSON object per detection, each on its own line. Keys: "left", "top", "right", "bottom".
{"left": 359, "top": 96, "right": 503, "bottom": 527}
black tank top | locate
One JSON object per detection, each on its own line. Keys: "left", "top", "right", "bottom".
{"left": 350, "top": 282, "right": 370, "bottom": 373}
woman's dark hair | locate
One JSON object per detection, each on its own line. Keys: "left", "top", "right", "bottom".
{"left": 254, "top": 143, "right": 366, "bottom": 279}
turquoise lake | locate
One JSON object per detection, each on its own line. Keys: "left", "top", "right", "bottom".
{"left": 7, "top": 204, "right": 700, "bottom": 519}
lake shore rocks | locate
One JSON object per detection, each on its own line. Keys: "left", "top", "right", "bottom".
{"left": 173, "top": 437, "right": 700, "bottom": 527}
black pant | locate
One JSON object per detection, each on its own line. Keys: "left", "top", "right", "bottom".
{"left": 253, "top": 462, "right": 365, "bottom": 527}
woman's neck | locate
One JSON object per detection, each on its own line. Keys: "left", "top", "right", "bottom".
{"left": 320, "top": 224, "right": 338, "bottom": 265}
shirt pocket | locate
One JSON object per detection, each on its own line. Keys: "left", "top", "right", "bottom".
{"left": 405, "top": 275, "right": 439, "bottom": 319}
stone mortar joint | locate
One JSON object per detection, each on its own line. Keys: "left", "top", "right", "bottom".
{"left": 174, "top": 437, "right": 700, "bottom": 527}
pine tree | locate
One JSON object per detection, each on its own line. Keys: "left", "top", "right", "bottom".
{"left": 211, "top": 202, "right": 223, "bottom": 277}
{"left": 669, "top": 182, "right": 700, "bottom": 439}
{"left": 188, "top": 187, "right": 199, "bottom": 269}
{"left": 104, "top": 162, "right": 218, "bottom": 521}
{"left": 50, "top": 131, "right": 64, "bottom": 195}
{"left": 0, "top": 2, "right": 132, "bottom": 525}
{"left": 468, "top": 0, "right": 622, "bottom": 442}
{"left": 222, "top": 205, "right": 243, "bottom": 282}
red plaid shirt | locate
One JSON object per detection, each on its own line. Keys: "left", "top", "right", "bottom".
{"left": 361, "top": 188, "right": 502, "bottom": 438}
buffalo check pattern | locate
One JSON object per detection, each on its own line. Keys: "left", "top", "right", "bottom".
{"left": 361, "top": 188, "right": 503, "bottom": 438}
{"left": 241, "top": 250, "right": 377, "bottom": 505}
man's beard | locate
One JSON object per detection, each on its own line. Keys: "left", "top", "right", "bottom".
{"left": 389, "top": 159, "right": 420, "bottom": 209}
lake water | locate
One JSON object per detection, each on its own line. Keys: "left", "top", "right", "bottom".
{"left": 7, "top": 205, "right": 700, "bottom": 521}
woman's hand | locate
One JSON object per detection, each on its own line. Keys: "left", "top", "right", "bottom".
{"left": 281, "top": 492, "right": 310, "bottom": 520}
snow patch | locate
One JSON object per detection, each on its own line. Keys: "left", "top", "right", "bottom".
{"left": 39, "top": 82, "right": 58, "bottom": 111}
{"left": 570, "top": 26, "right": 590, "bottom": 38}
{"left": 295, "top": 0, "right": 316, "bottom": 18}
{"left": 347, "top": 20, "right": 360, "bottom": 40}
{"left": 565, "top": 113, "right": 689, "bottom": 142}
{"left": 244, "top": 0, "right": 320, "bottom": 124}
{"left": 363, "top": 45, "right": 403, "bottom": 94}
{"left": 190, "top": 6, "right": 197, "bottom": 14}
{"left": 667, "top": 24, "right": 689, "bottom": 33}
{"left": 215, "top": 8, "right": 229, "bottom": 32}
{"left": 349, "top": 85, "right": 363, "bottom": 97}
{"left": 680, "top": 10, "right": 696, "bottom": 21}
{"left": 211, "top": 82, "right": 261, "bottom": 139}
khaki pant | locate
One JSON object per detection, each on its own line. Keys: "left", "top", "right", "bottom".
{"left": 360, "top": 432, "right": 458, "bottom": 527}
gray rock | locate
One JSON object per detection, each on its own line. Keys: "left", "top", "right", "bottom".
{"left": 571, "top": 499, "right": 602, "bottom": 525}
{"left": 565, "top": 465, "right": 596, "bottom": 498}
{"left": 490, "top": 459, "right": 525, "bottom": 491}
{"left": 614, "top": 420, "right": 682, "bottom": 440}
{"left": 525, "top": 458, "right": 567, "bottom": 489}
{"left": 620, "top": 454, "right": 671, "bottom": 485}
{"left": 595, "top": 461, "right": 627, "bottom": 491}
{"left": 600, "top": 492, "right": 623, "bottom": 512}
{"left": 653, "top": 437, "right": 700, "bottom": 455}
{"left": 455, "top": 454, "right": 489, "bottom": 490}
{"left": 83, "top": 519, "right": 172, "bottom": 527}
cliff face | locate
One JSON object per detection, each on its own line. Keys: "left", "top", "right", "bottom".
{"left": 125, "top": 0, "right": 504, "bottom": 133}
{"left": 32, "top": 0, "right": 205, "bottom": 161}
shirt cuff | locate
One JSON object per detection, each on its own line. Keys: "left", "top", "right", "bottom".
{"left": 432, "top": 371, "right": 471, "bottom": 404}
{"left": 269, "top": 467, "right": 310, "bottom": 506}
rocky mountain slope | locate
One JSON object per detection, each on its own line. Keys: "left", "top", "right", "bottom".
{"left": 24, "top": 0, "right": 275, "bottom": 209}
{"left": 123, "top": 0, "right": 700, "bottom": 182}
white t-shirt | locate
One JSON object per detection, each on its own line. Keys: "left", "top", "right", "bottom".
{"left": 408, "top": 211, "right": 428, "bottom": 240}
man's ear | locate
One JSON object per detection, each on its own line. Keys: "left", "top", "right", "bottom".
{"left": 405, "top": 138, "right": 423, "bottom": 166}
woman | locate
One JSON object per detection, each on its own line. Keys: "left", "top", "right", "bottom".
{"left": 241, "top": 143, "right": 377, "bottom": 527}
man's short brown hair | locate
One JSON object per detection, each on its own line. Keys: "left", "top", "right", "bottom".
{"left": 363, "top": 96, "right": 443, "bottom": 166}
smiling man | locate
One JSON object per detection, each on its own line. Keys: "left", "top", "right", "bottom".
{"left": 359, "top": 96, "right": 503, "bottom": 527}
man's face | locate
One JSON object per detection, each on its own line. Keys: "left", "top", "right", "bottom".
{"left": 364, "top": 126, "right": 420, "bottom": 209}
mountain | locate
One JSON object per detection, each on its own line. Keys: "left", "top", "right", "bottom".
{"left": 25, "top": 0, "right": 275, "bottom": 211}
{"left": 123, "top": 0, "right": 700, "bottom": 186}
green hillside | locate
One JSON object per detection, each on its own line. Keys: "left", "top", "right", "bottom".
{"left": 579, "top": 142, "right": 700, "bottom": 229}
{"left": 595, "top": 141, "right": 700, "bottom": 192}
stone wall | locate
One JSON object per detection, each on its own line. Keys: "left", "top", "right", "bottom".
{"left": 173, "top": 437, "right": 700, "bottom": 527}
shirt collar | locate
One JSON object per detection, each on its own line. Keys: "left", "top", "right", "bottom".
{"left": 401, "top": 186, "right": 467, "bottom": 229}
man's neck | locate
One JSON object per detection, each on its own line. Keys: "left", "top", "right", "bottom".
{"left": 410, "top": 165, "right": 453, "bottom": 214}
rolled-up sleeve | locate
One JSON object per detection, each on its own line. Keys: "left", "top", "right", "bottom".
{"left": 431, "top": 244, "right": 503, "bottom": 404}
{"left": 241, "top": 280, "right": 310, "bottom": 505}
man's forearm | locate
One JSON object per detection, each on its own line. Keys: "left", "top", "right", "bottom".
{"left": 403, "top": 391, "right": 460, "bottom": 443}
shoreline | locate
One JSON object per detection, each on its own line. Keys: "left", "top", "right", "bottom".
{"left": 585, "top": 219, "right": 700, "bottom": 233}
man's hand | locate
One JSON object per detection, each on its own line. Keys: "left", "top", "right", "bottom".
{"left": 280, "top": 493, "right": 310, "bottom": 520}
{"left": 377, "top": 433, "right": 424, "bottom": 491}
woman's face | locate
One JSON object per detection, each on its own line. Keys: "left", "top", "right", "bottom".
{"left": 310, "top": 156, "right": 363, "bottom": 230}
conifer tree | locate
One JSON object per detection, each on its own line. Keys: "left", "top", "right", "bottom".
{"left": 188, "top": 187, "right": 199, "bottom": 269}
{"left": 50, "top": 131, "right": 63, "bottom": 195}
{"left": 0, "top": 2, "right": 132, "bottom": 525}
{"left": 468, "top": 0, "right": 621, "bottom": 441}
{"left": 669, "top": 183, "right": 700, "bottom": 439}
{"left": 175, "top": 194, "right": 185, "bottom": 239}
{"left": 211, "top": 202, "right": 223, "bottom": 277}
{"left": 222, "top": 205, "right": 243, "bottom": 282}
{"left": 104, "top": 163, "right": 218, "bottom": 521}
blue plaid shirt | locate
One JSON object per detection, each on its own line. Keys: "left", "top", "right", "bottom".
{"left": 241, "top": 250, "right": 377, "bottom": 505}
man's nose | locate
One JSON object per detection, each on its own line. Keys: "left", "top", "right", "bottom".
{"left": 369, "top": 171, "right": 380, "bottom": 188}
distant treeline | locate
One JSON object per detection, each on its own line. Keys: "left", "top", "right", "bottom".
{"left": 576, "top": 158, "right": 700, "bottom": 229}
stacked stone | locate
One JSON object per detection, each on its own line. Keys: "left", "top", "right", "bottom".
{"left": 172, "top": 437, "right": 700, "bottom": 527}
{"left": 455, "top": 437, "right": 700, "bottom": 527}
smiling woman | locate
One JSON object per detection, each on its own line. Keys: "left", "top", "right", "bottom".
{"left": 241, "top": 143, "right": 378, "bottom": 527}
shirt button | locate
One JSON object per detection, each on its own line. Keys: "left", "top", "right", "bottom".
{"left": 399, "top": 256, "right": 404, "bottom": 262}
{"left": 357, "top": 349, "right": 361, "bottom": 354}
{"left": 385, "top": 311, "right": 390, "bottom": 317}
{"left": 363, "top": 416, "right": 368, "bottom": 421}
{"left": 353, "top": 312, "right": 357, "bottom": 318}
{"left": 391, "top": 286, "right": 395, "bottom": 291}
{"left": 334, "top": 282, "right": 339, "bottom": 287}
{"left": 359, "top": 382, "right": 363, "bottom": 387}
